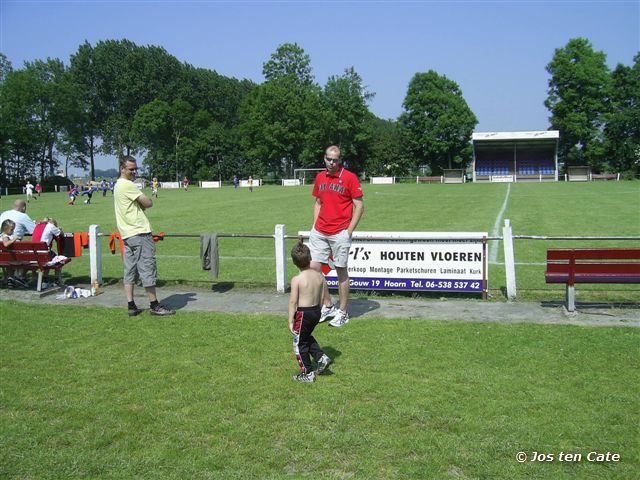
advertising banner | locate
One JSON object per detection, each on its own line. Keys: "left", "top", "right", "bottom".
{"left": 300, "top": 231, "right": 488, "bottom": 294}
{"left": 370, "top": 176, "right": 395, "bottom": 184}
{"left": 282, "top": 179, "right": 302, "bottom": 186}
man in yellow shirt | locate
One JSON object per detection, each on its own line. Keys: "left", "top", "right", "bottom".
{"left": 114, "top": 156, "right": 175, "bottom": 316}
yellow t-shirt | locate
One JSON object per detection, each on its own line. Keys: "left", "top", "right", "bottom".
{"left": 114, "top": 178, "right": 152, "bottom": 239}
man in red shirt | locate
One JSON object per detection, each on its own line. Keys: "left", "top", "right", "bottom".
{"left": 309, "top": 145, "right": 364, "bottom": 327}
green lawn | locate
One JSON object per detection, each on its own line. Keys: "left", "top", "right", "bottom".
{"left": 1, "top": 301, "right": 638, "bottom": 479}
{"left": 2, "top": 180, "right": 638, "bottom": 301}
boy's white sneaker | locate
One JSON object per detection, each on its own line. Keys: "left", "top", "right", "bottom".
{"left": 293, "top": 371, "right": 316, "bottom": 383}
{"left": 329, "top": 310, "right": 349, "bottom": 327}
{"left": 316, "top": 354, "right": 332, "bottom": 375}
{"left": 319, "top": 303, "right": 338, "bottom": 323}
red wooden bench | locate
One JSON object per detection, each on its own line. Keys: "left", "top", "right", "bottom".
{"left": 0, "top": 242, "right": 72, "bottom": 292}
{"left": 545, "top": 248, "right": 640, "bottom": 311}
{"left": 417, "top": 176, "right": 443, "bottom": 184}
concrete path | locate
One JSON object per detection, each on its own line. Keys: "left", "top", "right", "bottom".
{"left": 2, "top": 282, "right": 638, "bottom": 328}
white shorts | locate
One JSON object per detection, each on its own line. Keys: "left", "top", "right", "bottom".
{"left": 309, "top": 228, "right": 351, "bottom": 268}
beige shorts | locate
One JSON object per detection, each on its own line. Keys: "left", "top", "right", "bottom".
{"left": 309, "top": 228, "right": 351, "bottom": 268}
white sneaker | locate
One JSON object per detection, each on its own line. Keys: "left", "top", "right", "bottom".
{"left": 316, "top": 354, "right": 332, "bottom": 374}
{"left": 329, "top": 310, "right": 349, "bottom": 327}
{"left": 319, "top": 303, "right": 338, "bottom": 323}
{"left": 293, "top": 371, "right": 315, "bottom": 383}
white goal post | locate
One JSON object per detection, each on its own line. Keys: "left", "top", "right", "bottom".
{"left": 293, "top": 168, "right": 324, "bottom": 185}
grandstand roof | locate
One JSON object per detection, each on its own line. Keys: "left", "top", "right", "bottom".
{"left": 472, "top": 131, "right": 559, "bottom": 150}
{"left": 472, "top": 131, "right": 559, "bottom": 141}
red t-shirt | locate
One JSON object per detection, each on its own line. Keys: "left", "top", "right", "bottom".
{"left": 312, "top": 167, "right": 363, "bottom": 235}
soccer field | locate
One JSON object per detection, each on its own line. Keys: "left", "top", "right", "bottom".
{"left": 1, "top": 182, "right": 639, "bottom": 479}
{"left": 1, "top": 180, "right": 638, "bottom": 300}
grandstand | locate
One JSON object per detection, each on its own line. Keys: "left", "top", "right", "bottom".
{"left": 472, "top": 131, "right": 559, "bottom": 182}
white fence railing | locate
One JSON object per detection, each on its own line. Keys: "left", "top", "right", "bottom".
{"left": 80, "top": 223, "right": 640, "bottom": 298}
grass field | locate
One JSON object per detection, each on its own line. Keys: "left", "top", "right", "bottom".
{"left": 1, "top": 302, "right": 638, "bottom": 479}
{"left": 1, "top": 180, "right": 638, "bottom": 301}
{"left": 1, "top": 181, "right": 639, "bottom": 478}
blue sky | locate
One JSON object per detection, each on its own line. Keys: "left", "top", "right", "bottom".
{"left": 1, "top": 0, "right": 638, "bottom": 171}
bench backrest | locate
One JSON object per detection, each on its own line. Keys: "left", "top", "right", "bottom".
{"left": 546, "top": 248, "right": 640, "bottom": 284}
{"left": 0, "top": 242, "right": 52, "bottom": 267}
{"left": 547, "top": 248, "right": 640, "bottom": 261}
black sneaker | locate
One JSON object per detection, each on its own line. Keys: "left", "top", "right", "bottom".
{"left": 150, "top": 303, "right": 175, "bottom": 316}
{"left": 11, "top": 277, "right": 29, "bottom": 289}
{"left": 128, "top": 305, "right": 143, "bottom": 317}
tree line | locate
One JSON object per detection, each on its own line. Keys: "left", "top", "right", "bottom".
{"left": 1, "top": 38, "right": 637, "bottom": 185}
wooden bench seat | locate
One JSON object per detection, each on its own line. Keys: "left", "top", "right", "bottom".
{"left": 417, "top": 176, "right": 442, "bottom": 184}
{"left": 545, "top": 248, "right": 640, "bottom": 311}
{"left": 0, "top": 241, "right": 72, "bottom": 291}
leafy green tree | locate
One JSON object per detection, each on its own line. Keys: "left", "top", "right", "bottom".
{"left": 65, "top": 42, "right": 106, "bottom": 179}
{"left": 180, "top": 64, "right": 255, "bottom": 128}
{"left": 603, "top": 53, "right": 640, "bottom": 174}
{"left": 23, "top": 58, "right": 69, "bottom": 180}
{"left": 0, "top": 53, "right": 12, "bottom": 83}
{"left": 545, "top": 38, "right": 612, "bottom": 169}
{"left": 366, "top": 118, "right": 413, "bottom": 176}
{"left": 132, "top": 98, "right": 209, "bottom": 180}
{"left": 0, "top": 69, "right": 41, "bottom": 182}
{"left": 399, "top": 70, "right": 477, "bottom": 173}
{"left": 263, "top": 43, "right": 314, "bottom": 85}
{"left": 319, "top": 67, "right": 374, "bottom": 174}
{"left": 0, "top": 59, "right": 68, "bottom": 183}
{"left": 238, "top": 43, "right": 321, "bottom": 177}
{"left": 86, "top": 40, "right": 184, "bottom": 158}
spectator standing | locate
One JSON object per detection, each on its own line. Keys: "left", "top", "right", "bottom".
{"left": 309, "top": 145, "right": 364, "bottom": 328}
{"left": 114, "top": 155, "right": 175, "bottom": 317}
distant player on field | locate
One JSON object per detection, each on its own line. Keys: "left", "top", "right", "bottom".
{"left": 152, "top": 177, "right": 159, "bottom": 198}
{"left": 288, "top": 238, "right": 332, "bottom": 383}
{"left": 25, "top": 181, "right": 35, "bottom": 202}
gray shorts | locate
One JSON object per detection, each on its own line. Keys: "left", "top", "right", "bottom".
{"left": 309, "top": 228, "right": 351, "bottom": 268}
{"left": 123, "top": 233, "right": 157, "bottom": 287}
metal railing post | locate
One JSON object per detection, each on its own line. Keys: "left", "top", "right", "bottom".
{"left": 89, "top": 224, "right": 103, "bottom": 285}
{"left": 275, "top": 224, "right": 287, "bottom": 293}
{"left": 503, "top": 219, "right": 517, "bottom": 300}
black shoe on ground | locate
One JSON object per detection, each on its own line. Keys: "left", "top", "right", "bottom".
{"left": 11, "top": 277, "right": 29, "bottom": 288}
{"left": 128, "top": 305, "right": 143, "bottom": 317}
{"left": 150, "top": 303, "right": 175, "bottom": 316}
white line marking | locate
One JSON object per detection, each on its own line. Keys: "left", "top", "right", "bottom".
{"left": 490, "top": 183, "right": 511, "bottom": 264}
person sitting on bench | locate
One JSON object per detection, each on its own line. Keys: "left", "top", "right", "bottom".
{"left": 1, "top": 219, "right": 28, "bottom": 288}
